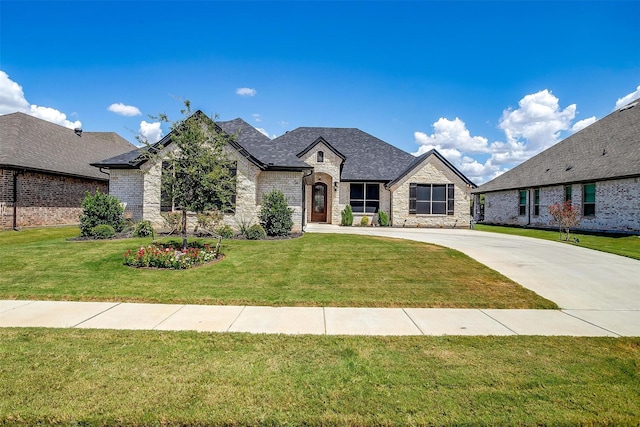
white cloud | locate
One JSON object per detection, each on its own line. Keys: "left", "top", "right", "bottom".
{"left": 236, "top": 87, "right": 257, "bottom": 97}
{"left": 255, "top": 127, "right": 271, "bottom": 138}
{"left": 571, "top": 117, "right": 596, "bottom": 133}
{"left": 614, "top": 85, "right": 640, "bottom": 110}
{"left": 412, "top": 89, "right": 581, "bottom": 184}
{"left": 138, "top": 120, "right": 163, "bottom": 144}
{"left": 108, "top": 102, "right": 141, "bottom": 116}
{"left": 252, "top": 113, "right": 262, "bottom": 122}
{"left": 0, "top": 70, "right": 81, "bottom": 129}
{"left": 498, "top": 89, "right": 575, "bottom": 153}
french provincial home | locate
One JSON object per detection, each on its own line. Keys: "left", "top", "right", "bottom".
{"left": 93, "top": 111, "right": 476, "bottom": 231}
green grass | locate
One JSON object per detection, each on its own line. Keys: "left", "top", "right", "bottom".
{"left": 475, "top": 224, "right": 640, "bottom": 260}
{"left": 0, "top": 226, "right": 555, "bottom": 308}
{"left": 1, "top": 328, "right": 638, "bottom": 426}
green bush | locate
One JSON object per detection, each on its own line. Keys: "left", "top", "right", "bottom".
{"left": 90, "top": 224, "right": 115, "bottom": 239}
{"left": 259, "top": 190, "right": 294, "bottom": 236}
{"left": 341, "top": 205, "right": 353, "bottom": 226}
{"left": 377, "top": 211, "right": 389, "bottom": 227}
{"left": 133, "top": 220, "right": 155, "bottom": 238}
{"left": 245, "top": 224, "right": 266, "bottom": 240}
{"left": 79, "top": 190, "right": 125, "bottom": 237}
{"left": 216, "top": 224, "right": 234, "bottom": 239}
{"left": 360, "top": 216, "right": 370, "bottom": 227}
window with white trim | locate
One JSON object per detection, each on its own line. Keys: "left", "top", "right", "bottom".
{"left": 409, "top": 183, "right": 455, "bottom": 215}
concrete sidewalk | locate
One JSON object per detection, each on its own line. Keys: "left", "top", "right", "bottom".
{"left": 2, "top": 300, "right": 638, "bottom": 336}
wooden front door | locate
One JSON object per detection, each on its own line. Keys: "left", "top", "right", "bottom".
{"left": 311, "top": 182, "right": 327, "bottom": 222}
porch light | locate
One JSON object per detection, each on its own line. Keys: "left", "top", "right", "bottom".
{"left": 334, "top": 182, "right": 338, "bottom": 191}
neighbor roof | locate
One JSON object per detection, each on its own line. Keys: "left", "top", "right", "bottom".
{"left": 473, "top": 99, "right": 640, "bottom": 194}
{"left": 0, "top": 112, "right": 136, "bottom": 180}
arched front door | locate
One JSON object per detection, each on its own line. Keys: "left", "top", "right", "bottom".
{"left": 311, "top": 182, "right": 327, "bottom": 222}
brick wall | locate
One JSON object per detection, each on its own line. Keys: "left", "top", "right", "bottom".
{"left": 0, "top": 168, "right": 107, "bottom": 228}
{"left": 108, "top": 169, "right": 144, "bottom": 221}
{"left": 389, "top": 156, "right": 472, "bottom": 228}
{"left": 257, "top": 170, "right": 304, "bottom": 231}
{"left": 482, "top": 177, "right": 640, "bottom": 234}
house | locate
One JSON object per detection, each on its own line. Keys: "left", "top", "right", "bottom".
{"left": 472, "top": 99, "right": 640, "bottom": 234}
{"left": 0, "top": 112, "right": 136, "bottom": 229}
{"left": 93, "top": 111, "right": 476, "bottom": 231}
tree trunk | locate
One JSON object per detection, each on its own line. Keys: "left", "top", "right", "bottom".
{"left": 181, "top": 209, "right": 188, "bottom": 250}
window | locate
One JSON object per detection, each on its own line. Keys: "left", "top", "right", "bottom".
{"left": 409, "top": 183, "right": 455, "bottom": 215}
{"left": 564, "top": 185, "right": 572, "bottom": 202}
{"left": 519, "top": 190, "right": 527, "bottom": 216}
{"left": 350, "top": 183, "right": 379, "bottom": 213}
{"left": 534, "top": 189, "right": 540, "bottom": 216}
{"left": 317, "top": 151, "right": 324, "bottom": 162}
{"left": 583, "top": 183, "right": 596, "bottom": 216}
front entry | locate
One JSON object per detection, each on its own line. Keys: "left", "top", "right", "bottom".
{"left": 311, "top": 182, "right": 327, "bottom": 222}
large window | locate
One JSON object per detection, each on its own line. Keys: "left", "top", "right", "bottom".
{"left": 533, "top": 189, "right": 540, "bottom": 216}
{"left": 518, "top": 190, "right": 527, "bottom": 216}
{"left": 583, "top": 183, "right": 596, "bottom": 216}
{"left": 350, "top": 183, "right": 379, "bottom": 213}
{"left": 409, "top": 183, "right": 455, "bottom": 215}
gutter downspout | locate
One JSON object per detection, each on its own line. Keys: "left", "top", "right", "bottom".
{"left": 302, "top": 170, "right": 313, "bottom": 232}
{"left": 13, "top": 169, "right": 25, "bottom": 231}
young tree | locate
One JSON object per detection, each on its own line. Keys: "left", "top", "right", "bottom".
{"left": 549, "top": 201, "right": 581, "bottom": 241}
{"left": 142, "top": 101, "right": 236, "bottom": 249}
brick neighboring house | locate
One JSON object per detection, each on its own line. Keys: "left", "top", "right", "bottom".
{"left": 0, "top": 112, "right": 136, "bottom": 229}
{"left": 93, "top": 111, "right": 476, "bottom": 231}
{"left": 472, "top": 99, "right": 640, "bottom": 234}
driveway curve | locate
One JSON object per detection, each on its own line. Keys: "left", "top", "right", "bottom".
{"left": 305, "top": 224, "right": 640, "bottom": 311}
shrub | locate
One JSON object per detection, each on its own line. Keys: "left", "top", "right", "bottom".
{"left": 90, "top": 224, "right": 115, "bottom": 239}
{"left": 79, "top": 190, "right": 125, "bottom": 237}
{"left": 259, "top": 190, "right": 294, "bottom": 236}
{"left": 341, "top": 205, "right": 354, "bottom": 226}
{"left": 216, "top": 224, "right": 234, "bottom": 239}
{"left": 195, "top": 211, "right": 223, "bottom": 235}
{"left": 245, "top": 224, "right": 266, "bottom": 240}
{"left": 377, "top": 211, "right": 389, "bottom": 227}
{"left": 123, "top": 240, "right": 219, "bottom": 269}
{"left": 133, "top": 220, "right": 155, "bottom": 238}
{"left": 360, "top": 216, "right": 370, "bottom": 227}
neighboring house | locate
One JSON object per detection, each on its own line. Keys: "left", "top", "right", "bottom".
{"left": 472, "top": 99, "right": 640, "bottom": 234}
{"left": 0, "top": 112, "right": 136, "bottom": 229}
{"left": 93, "top": 111, "right": 476, "bottom": 231}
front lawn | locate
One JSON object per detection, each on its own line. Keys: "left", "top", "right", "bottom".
{"left": 1, "top": 329, "right": 638, "bottom": 425}
{"left": 475, "top": 224, "right": 640, "bottom": 260}
{"left": 0, "top": 226, "right": 555, "bottom": 308}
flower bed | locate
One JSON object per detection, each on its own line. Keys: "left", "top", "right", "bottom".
{"left": 123, "top": 240, "right": 220, "bottom": 269}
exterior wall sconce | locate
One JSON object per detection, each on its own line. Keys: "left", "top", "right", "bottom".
{"left": 334, "top": 182, "right": 339, "bottom": 191}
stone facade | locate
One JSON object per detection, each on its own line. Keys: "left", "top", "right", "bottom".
{"left": 480, "top": 177, "right": 640, "bottom": 234}
{"left": 388, "top": 156, "right": 473, "bottom": 228}
{"left": 0, "top": 168, "right": 107, "bottom": 229}
{"left": 300, "top": 143, "right": 343, "bottom": 224}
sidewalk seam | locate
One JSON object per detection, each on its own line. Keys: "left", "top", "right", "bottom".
{"left": 152, "top": 305, "right": 187, "bottom": 330}
{"left": 227, "top": 306, "right": 246, "bottom": 332}
{"left": 561, "top": 310, "right": 622, "bottom": 337}
{"left": 73, "top": 302, "right": 122, "bottom": 328}
{"left": 402, "top": 308, "right": 425, "bottom": 335}
{"left": 479, "top": 309, "right": 519, "bottom": 335}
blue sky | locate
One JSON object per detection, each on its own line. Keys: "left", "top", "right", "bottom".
{"left": 1, "top": 0, "right": 639, "bottom": 183}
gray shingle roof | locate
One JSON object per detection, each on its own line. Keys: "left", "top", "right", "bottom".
{"left": 387, "top": 149, "right": 476, "bottom": 188}
{"left": 0, "top": 112, "right": 136, "bottom": 180}
{"left": 268, "top": 127, "right": 416, "bottom": 181}
{"left": 473, "top": 99, "right": 640, "bottom": 194}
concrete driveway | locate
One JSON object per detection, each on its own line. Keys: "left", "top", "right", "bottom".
{"left": 305, "top": 224, "right": 640, "bottom": 311}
